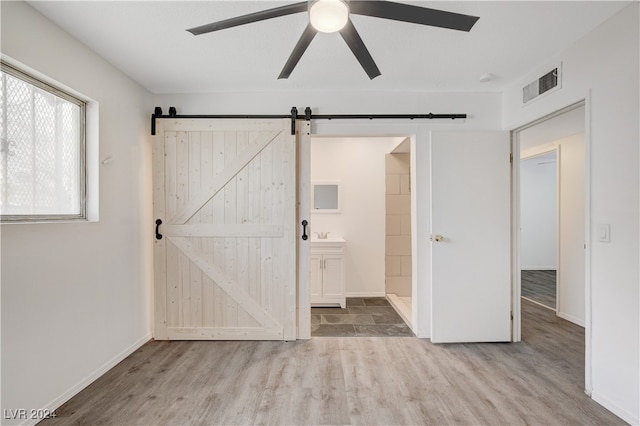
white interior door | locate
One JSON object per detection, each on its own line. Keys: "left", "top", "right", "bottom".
{"left": 153, "top": 118, "right": 297, "bottom": 340}
{"left": 430, "top": 131, "right": 511, "bottom": 343}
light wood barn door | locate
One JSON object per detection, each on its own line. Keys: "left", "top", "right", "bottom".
{"left": 153, "top": 119, "right": 297, "bottom": 341}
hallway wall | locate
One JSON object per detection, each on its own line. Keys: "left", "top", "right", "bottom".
{"left": 520, "top": 151, "right": 557, "bottom": 270}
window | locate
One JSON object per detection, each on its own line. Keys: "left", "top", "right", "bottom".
{"left": 0, "top": 61, "right": 86, "bottom": 221}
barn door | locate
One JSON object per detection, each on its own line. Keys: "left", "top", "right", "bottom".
{"left": 153, "top": 118, "right": 297, "bottom": 340}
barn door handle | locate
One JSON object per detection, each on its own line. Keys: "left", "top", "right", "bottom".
{"left": 301, "top": 220, "right": 308, "bottom": 241}
{"left": 155, "top": 219, "right": 163, "bottom": 240}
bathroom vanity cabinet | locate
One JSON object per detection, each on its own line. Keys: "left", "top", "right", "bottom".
{"left": 310, "top": 239, "right": 346, "bottom": 308}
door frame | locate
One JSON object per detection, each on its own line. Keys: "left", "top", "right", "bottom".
{"left": 299, "top": 131, "right": 418, "bottom": 336}
{"left": 297, "top": 120, "right": 311, "bottom": 339}
{"left": 510, "top": 98, "right": 592, "bottom": 393}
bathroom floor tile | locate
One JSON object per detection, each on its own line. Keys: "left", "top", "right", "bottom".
{"left": 369, "top": 310, "right": 405, "bottom": 325}
{"left": 362, "top": 297, "right": 391, "bottom": 307}
{"left": 311, "top": 307, "right": 348, "bottom": 315}
{"left": 347, "top": 306, "right": 397, "bottom": 315}
{"left": 311, "top": 298, "right": 412, "bottom": 337}
{"left": 321, "top": 314, "right": 375, "bottom": 325}
{"left": 346, "top": 298, "right": 365, "bottom": 307}
{"left": 311, "top": 315, "right": 322, "bottom": 333}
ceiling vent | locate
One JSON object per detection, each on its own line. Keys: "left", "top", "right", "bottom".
{"left": 523, "top": 66, "right": 560, "bottom": 104}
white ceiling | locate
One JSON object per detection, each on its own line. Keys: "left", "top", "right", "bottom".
{"left": 27, "top": 1, "right": 630, "bottom": 94}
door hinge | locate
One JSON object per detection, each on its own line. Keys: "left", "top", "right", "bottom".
{"left": 509, "top": 153, "right": 513, "bottom": 164}
{"left": 510, "top": 311, "right": 514, "bottom": 321}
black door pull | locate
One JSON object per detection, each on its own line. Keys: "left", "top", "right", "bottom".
{"left": 301, "top": 220, "right": 308, "bottom": 241}
{"left": 155, "top": 219, "right": 163, "bottom": 240}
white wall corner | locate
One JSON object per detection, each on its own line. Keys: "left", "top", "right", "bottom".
{"left": 15, "top": 334, "right": 151, "bottom": 426}
{"left": 591, "top": 390, "right": 639, "bottom": 426}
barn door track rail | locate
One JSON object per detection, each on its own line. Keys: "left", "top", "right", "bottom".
{"left": 151, "top": 106, "right": 467, "bottom": 136}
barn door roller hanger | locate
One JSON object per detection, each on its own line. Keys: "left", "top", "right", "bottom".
{"left": 150, "top": 107, "right": 467, "bottom": 136}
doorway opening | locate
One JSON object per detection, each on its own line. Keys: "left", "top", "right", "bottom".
{"left": 307, "top": 135, "right": 414, "bottom": 337}
{"left": 513, "top": 100, "right": 588, "bottom": 386}
{"left": 384, "top": 138, "right": 413, "bottom": 328}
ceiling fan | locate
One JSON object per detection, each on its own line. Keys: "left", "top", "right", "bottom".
{"left": 187, "top": 0, "right": 479, "bottom": 80}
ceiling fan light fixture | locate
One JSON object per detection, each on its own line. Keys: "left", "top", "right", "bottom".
{"left": 309, "top": 0, "right": 349, "bottom": 33}
{"left": 188, "top": 1, "right": 480, "bottom": 80}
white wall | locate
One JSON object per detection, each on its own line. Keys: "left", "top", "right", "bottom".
{"left": 503, "top": 3, "right": 639, "bottom": 423}
{"left": 1, "top": 2, "right": 153, "bottom": 424}
{"left": 520, "top": 151, "right": 558, "bottom": 270}
{"left": 310, "top": 137, "right": 401, "bottom": 297}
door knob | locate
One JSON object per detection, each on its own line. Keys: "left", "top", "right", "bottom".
{"left": 431, "top": 234, "right": 444, "bottom": 242}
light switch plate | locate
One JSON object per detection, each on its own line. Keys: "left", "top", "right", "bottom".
{"left": 598, "top": 224, "right": 611, "bottom": 243}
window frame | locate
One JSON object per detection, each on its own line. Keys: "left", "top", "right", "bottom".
{"left": 1, "top": 60, "right": 87, "bottom": 222}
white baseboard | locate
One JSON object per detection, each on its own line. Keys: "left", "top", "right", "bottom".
{"left": 521, "top": 267, "right": 557, "bottom": 271}
{"left": 557, "top": 311, "right": 585, "bottom": 327}
{"left": 591, "top": 390, "right": 638, "bottom": 425}
{"left": 521, "top": 296, "right": 556, "bottom": 312}
{"left": 344, "top": 291, "right": 386, "bottom": 298}
{"left": 18, "top": 333, "right": 152, "bottom": 426}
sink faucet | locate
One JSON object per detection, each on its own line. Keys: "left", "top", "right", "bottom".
{"left": 314, "top": 232, "right": 330, "bottom": 239}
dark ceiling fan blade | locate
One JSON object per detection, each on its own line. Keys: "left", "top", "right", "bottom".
{"left": 187, "top": 2, "right": 308, "bottom": 35}
{"left": 278, "top": 24, "right": 318, "bottom": 79}
{"left": 349, "top": 1, "right": 479, "bottom": 32}
{"left": 339, "top": 19, "right": 381, "bottom": 80}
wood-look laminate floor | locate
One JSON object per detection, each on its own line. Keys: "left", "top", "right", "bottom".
{"left": 41, "top": 300, "right": 623, "bottom": 426}
{"left": 522, "top": 269, "right": 557, "bottom": 309}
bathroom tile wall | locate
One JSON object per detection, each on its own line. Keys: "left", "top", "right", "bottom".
{"left": 385, "top": 153, "right": 412, "bottom": 297}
